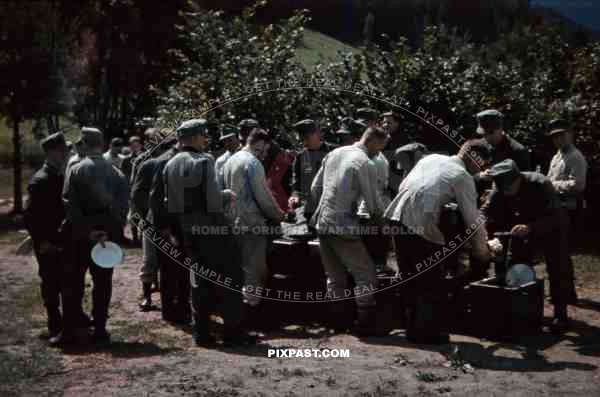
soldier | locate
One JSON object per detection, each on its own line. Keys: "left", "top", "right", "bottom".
{"left": 381, "top": 110, "right": 410, "bottom": 150}
{"left": 310, "top": 127, "right": 389, "bottom": 336}
{"left": 56, "top": 127, "right": 129, "bottom": 346}
{"left": 65, "top": 139, "right": 86, "bottom": 177}
{"left": 130, "top": 137, "right": 175, "bottom": 311}
{"left": 121, "top": 135, "right": 144, "bottom": 183}
{"left": 148, "top": 135, "right": 188, "bottom": 324}
{"left": 223, "top": 128, "right": 284, "bottom": 321}
{"left": 24, "top": 132, "right": 70, "bottom": 339}
{"left": 482, "top": 159, "right": 576, "bottom": 333}
{"left": 103, "top": 137, "right": 126, "bottom": 169}
{"left": 215, "top": 125, "right": 241, "bottom": 189}
{"left": 355, "top": 107, "right": 380, "bottom": 127}
{"left": 162, "top": 119, "right": 236, "bottom": 346}
{"left": 336, "top": 117, "right": 365, "bottom": 146}
{"left": 475, "top": 109, "right": 531, "bottom": 171}
{"left": 288, "top": 119, "right": 333, "bottom": 225}
{"left": 384, "top": 140, "right": 493, "bottom": 344}
{"left": 546, "top": 119, "right": 588, "bottom": 223}
{"left": 237, "top": 118, "right": 259, "bottom": 146}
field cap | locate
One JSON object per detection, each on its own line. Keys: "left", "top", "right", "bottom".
{"left": 293, "top": 119, "right": 318, "bottom": 138}
{"left": 176, "top": 119, "right": 208, "bottom": 138}
{"left": 476, "top": 109, "right": 504, "bottom": 135}
{"left": 488, "top": 159, "right": 521, "bottom": 189}
{"left": 546, "top": 119, "right": 569, "bottom": 137}
{"left": 41, "top": 132, "right": 68, "bottom": 152}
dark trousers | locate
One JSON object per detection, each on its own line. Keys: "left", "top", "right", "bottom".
{"left": 159, "top": 246, "right": 191, "bottom": 321}
{"left": 392, "top": 222, "right": 447, "bottom": 338}
{"left": 511, "top": 217, "right": 576, "bottom": 309}
{"left": 184, "top": 232, "right": 223, "bottom": 335}
{"left": 35, "top": 249, "right": 63, "bottom": 333}
{"left": 62, "top": 239, "right": 113, "bottom": 333}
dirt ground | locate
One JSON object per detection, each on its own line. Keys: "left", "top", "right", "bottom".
{"left": 1, "top": 221, "right": 600, "bottom": 397}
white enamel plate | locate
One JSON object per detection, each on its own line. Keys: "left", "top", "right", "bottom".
{"left": 91, "top": 241, "right": 124, "bottom": 269}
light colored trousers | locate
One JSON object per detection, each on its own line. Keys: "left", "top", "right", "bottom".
{"left": 238, "top": 233, "right": 269, "bottom": 307}
{"left": 139, "top": 232, "right": 159, "bottom": 284}
{"left": 319, "top": 235, "right": 377, "bottom": 308}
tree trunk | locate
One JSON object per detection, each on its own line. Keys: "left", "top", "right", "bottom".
{"left": 12, "top": 117, "right": 23, "bottom": 214}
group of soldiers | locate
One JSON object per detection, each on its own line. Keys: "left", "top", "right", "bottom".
{"left": 24, "top": 105, "right": 587, "bottom": 347}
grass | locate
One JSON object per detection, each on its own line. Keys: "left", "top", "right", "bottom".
{"left": 0, "top": 271, "right": 65, "bottom": 395}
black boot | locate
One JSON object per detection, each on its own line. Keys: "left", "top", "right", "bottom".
{"left": 193, "top": 310, "right": 215, "bottom": 347}
{"left": 550, "top": 305, "right": 570, "bottom": 334}
{"left": 328, "top": 301, "right": 355, "bottom": 333}
{"left": 223, "top": 325, "right": 258, "bottom": 347}
{"left": 139, "top": 283, "right": 153, "bottom": 311}
{"left": 355, "top": 306, "right": 387, "bottom": 337}
{"left": 46, "top": 307, "right": 62, "bottom": 339}
{"left": 406, "top": 296, "right": 449, "bottom": 345}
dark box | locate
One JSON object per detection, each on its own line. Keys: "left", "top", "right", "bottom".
{"left": 463, "top": 276, "right": 544, "bottom": 339}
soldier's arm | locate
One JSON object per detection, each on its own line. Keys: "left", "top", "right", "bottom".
{"left": 552, "top": 153, "right": 587, "bottom": 194}
{"left": 24, "top": 175, "right": 52, "bottom": 242}
{"left": 310, "top": 153, "right": 327, "bottom": 204}
{"left": 149, "top": 163, "right": 170, "bottom": 230}
{"left": 130, "top": 160, "right": 152, "bottom": 217}
{"left": 290, "top": 152, "right": 302, "bottom": 198}
{"left": 357, "top": 160, "right": 382, "bottom": 219}
{"left": 112, "top": 168, "right": 130, "bottom": 227}
{"left": 454, "top": 175, "right": 488, "bottom": 259}
{"left": 527, "top": 179, "right": 562, "bottom": 237}
{"left": 249, "top": 159, "right": 284, "bottom": 222}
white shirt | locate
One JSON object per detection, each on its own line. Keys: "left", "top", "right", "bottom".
{"left": 547, "top": 144, "right": 587, "bottom": 195}
{"left": 311, "top": 143, "right": 381, "bottom": 238}
{"left": 215, "top": 150, "right": 233, "bottom": 189}
{"left": 384, "top": 154, "right": 487, "bottom": 256}
{"left": 358, "top": 152, "right": 390, "bottom": 215}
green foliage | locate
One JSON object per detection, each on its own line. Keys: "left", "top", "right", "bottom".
{"left": 160, "top": 7, "right": 600, "bottom": 165}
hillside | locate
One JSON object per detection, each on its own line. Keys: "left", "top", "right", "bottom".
{"left": 295, "top": 28, "right": 359, "bottom": 69}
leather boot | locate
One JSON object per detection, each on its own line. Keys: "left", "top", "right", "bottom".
{"left": 193, "top": 308, "right": 215, "bottom": 347}
{"left": 139, "top": 282, "right": 153, "bottom": 311}
{"left": 329, "top": 301, "right": 355, "bottom": 333}
{"left": 355, "top": 306, "right": 387, "bottom": 337}
{"left": 46, "top": 306, "right": 62, "bottom": 339}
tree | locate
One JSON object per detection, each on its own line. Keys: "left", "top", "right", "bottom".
{"left": 0, "top": 1, "right": 68, "bottom": 213}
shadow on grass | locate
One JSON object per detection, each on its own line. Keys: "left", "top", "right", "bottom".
{"left": 61, "top": 340, "right": 180, "bottom": 358}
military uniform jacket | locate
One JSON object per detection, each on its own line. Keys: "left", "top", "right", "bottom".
{"left": 290, "top": 142, "right": 333, "bottom": 214}
{"left": 481, "top": 172, "right": 563, "bottom": 238}
{"left": 491, "top": 134, "right": 531, "bottom": 171}
{"left": 63, "top": 154, "right": 129, "bottom": 239}
{"left": 148, "top": 147, "right": 179, "bottom": 229}
{"left": 24, "top": 162, "right": 65, "bottom": 247}
{"left": 130, "top": 156, "right": 158, "bottom": 219}
{"left": 163, "top": 146, "right": 227, "bottom": 235}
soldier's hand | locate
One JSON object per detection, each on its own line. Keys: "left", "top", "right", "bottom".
{"left": 511, "top": 224, "right": 530, "bottom": 238}
{"left": 288, "top": 196, "right": 301, "bottom": 209}
{"left": 222, "top": 189, "right": 236, "bottom": 206}
{"left": 89, "top": 230, "right": 108, "bottom": 247}
{"left": 478, "top": 170, "right": 492, "bottom": 182}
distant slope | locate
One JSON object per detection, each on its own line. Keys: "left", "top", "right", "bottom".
{"left": 531, "top": 0, "right": 600, "bottom": 31}
{"left": 295, "top": 29, "right": 358, "bottom": 69}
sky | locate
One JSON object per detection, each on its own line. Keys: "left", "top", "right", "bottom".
{"left": 531, "top": 0, "right": 600, "bottom": 31}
